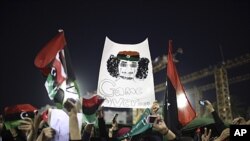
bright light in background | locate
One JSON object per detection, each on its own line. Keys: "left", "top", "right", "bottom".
{"left": 75, "top": 74, "right": 85, "bottom": 97}
{"left": 177, "top": 93, "right": 188, "bottom": 109}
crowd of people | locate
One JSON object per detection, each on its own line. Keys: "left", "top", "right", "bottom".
{"left": 0, "top": 99, "right": 249, "bottom": 141}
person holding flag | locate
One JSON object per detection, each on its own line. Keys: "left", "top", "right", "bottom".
{"left": 34, "top": 30, "right": 107, "bottom": 141}
{"left": 34, "top": 29, "right": 80, "bottom": 108}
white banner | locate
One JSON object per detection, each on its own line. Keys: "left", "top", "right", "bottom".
{"left": 48, "top": 109, "right": 83, "bottom": 141}
{"left": 97, "top": 37, "right": 155, "bottom": 108}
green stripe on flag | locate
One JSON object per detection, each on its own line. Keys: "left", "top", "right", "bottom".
{"left": 118, "top": 108, "right": 152, "bottom": 140}
{"left": 45, "top": 74, "right": 58, "bottom": 100}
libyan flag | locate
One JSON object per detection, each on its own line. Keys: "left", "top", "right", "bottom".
{"left": 34, "top": 30, "right": 80, "bottom": 107}
{"left": 82, "top": 94, "right": 105, "bottom": 124}
{"left": 4, "top": 104, "right": 37, "bottom": 130}
{"left": 34, "top": 30, "right": 67, "bottom": 78}
{"left": 164, "top": 40, "right": 196, "bottom": 135}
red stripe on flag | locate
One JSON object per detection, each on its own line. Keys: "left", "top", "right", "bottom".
{"left": 4, "top": 104, "right": 37, "bottom": 115}
{"left": 82, "top": 95, "right": 105, "bottom": 115}
{"left": 34, "top": 31, "right": 66, "bottom": 76}
{"left": 167, "top": 40, "right": 196, "bottom": 126}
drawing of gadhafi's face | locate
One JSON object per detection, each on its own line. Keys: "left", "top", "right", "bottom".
{"left": 118, "top": 60, "right": 138, "bottom": 80}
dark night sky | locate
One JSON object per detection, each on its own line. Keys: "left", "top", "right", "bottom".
{"left": 0, "top": 0, "right": 249, "bottom": 113}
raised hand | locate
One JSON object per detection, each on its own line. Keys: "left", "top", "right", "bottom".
{"left": 18, "top": 117, "right": 35, "bottom": 141}
{"left": 152, "top": 116, "right": 176, "bottom": 140}
{"left": 201, "top": 128, "right": 212, "bottom": 141}
{"left": 36, "top": 127, "right": 55, "bottom": 141}
{"left": 205, "top": 100, "right": 215, "bottom": 113}
{"left": 215, "top": 128, "right": 230, "bottom": 141}
{"left": 232, "top": 117, "right": 246, "bottom": 125}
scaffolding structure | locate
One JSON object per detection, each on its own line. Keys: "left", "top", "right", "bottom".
{"left": 214, "top": 67, "right": 233, "bottom": 122}
{"left": 153, "top": 53, "right": 250, "bottom": 122}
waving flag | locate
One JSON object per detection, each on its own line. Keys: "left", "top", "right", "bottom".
{"left": 34, "top": 30, "right": 66, "bottom": 76}
{"left": 35, "top": 30, "right": 80, "bottom": 107}
{"left": 164, "top": 40, "right": 196, "bottom": 135}
{"left": 82, "top": 94, "right": 105, "bottom": 124}
{"left": 34, "top": 30, "right": 67, "bottom": 87}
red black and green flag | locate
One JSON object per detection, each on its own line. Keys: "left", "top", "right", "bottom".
{"left": 164, "top": 40, "right": 196, "bottom": 135}
{"left": 34, "top": 30, "right": 80, "bottom": 107}
{"left": 4, "top": 104, "right": 37, "bottom": 130}
{"left": 34, "top": 30, "right": 66, "bottom": 78}
{"left": 82, "top": 94, "right": 105, "bottom": 124}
